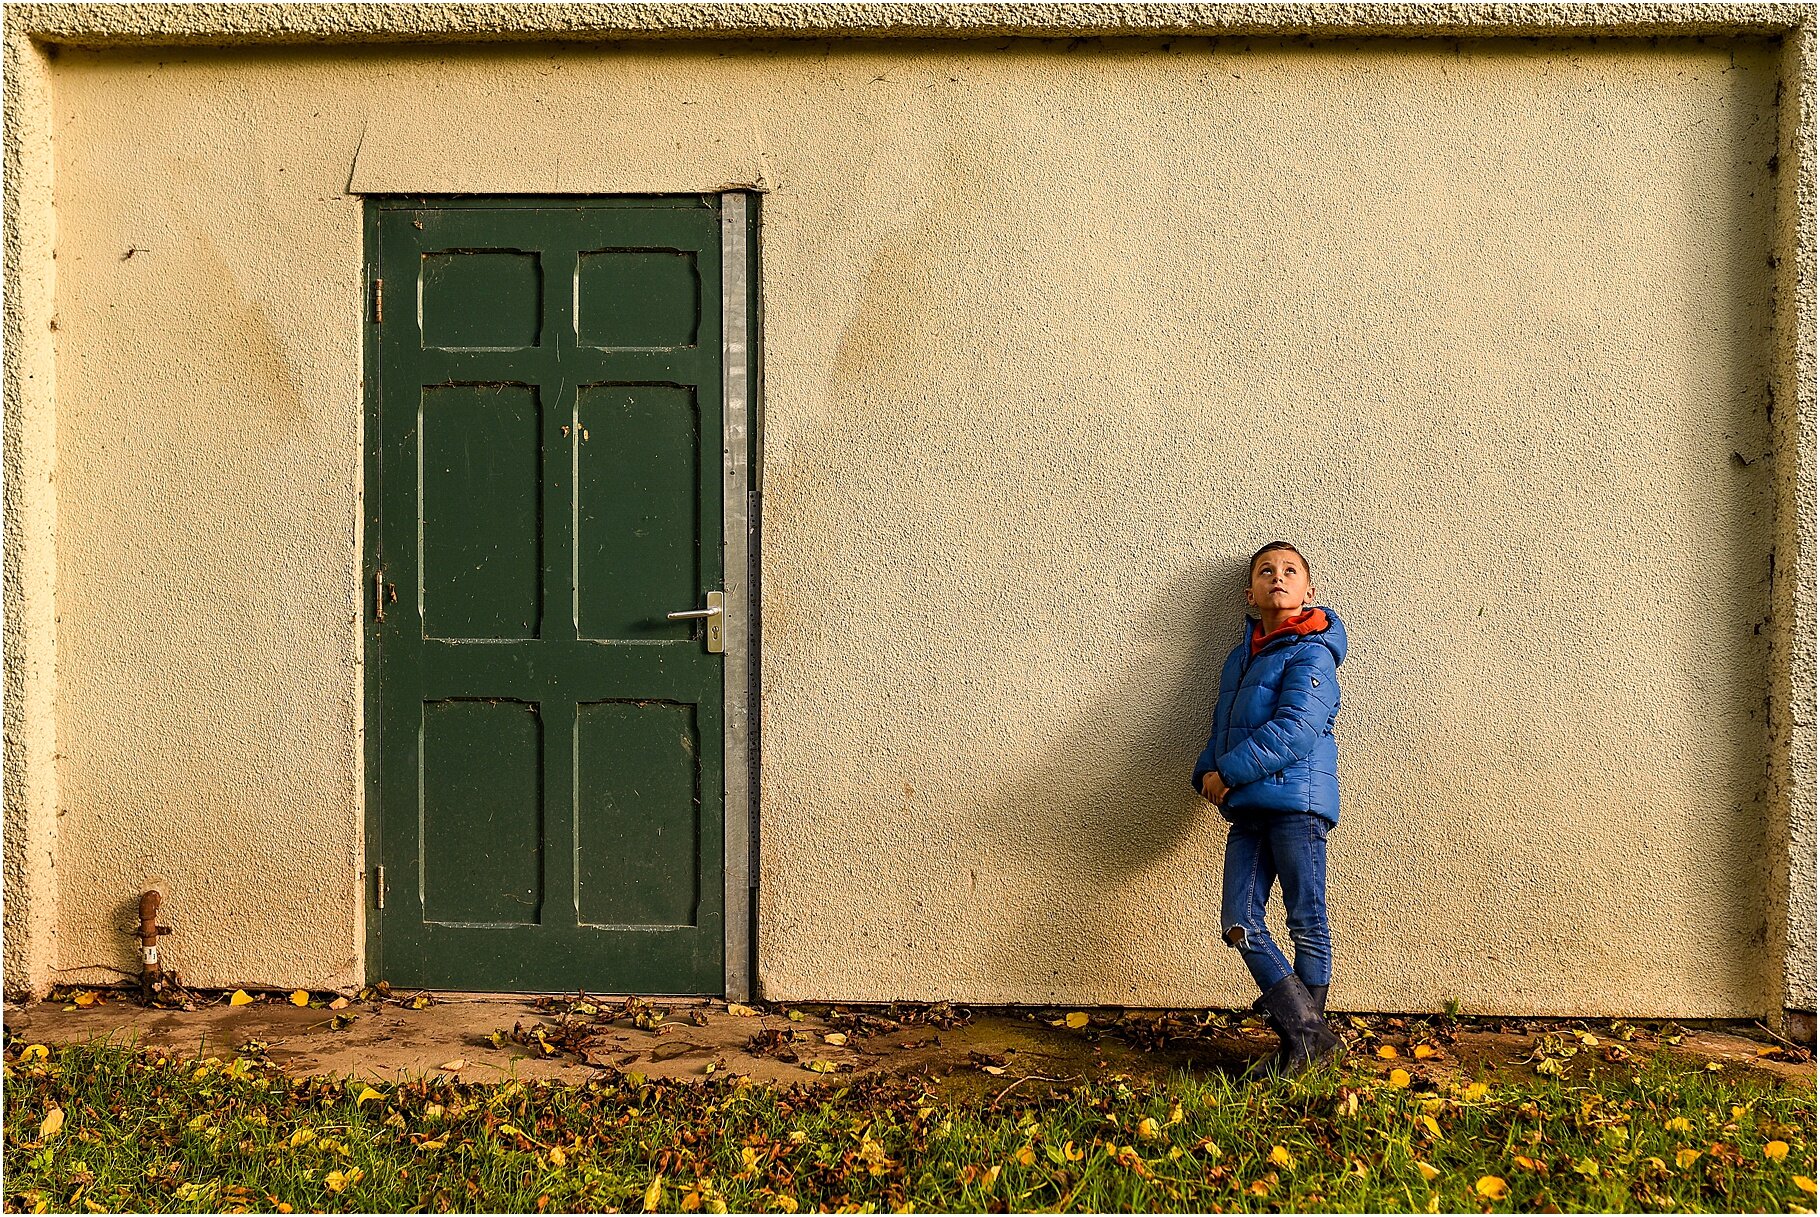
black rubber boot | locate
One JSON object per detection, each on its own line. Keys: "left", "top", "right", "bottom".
{"left": 1240, "top": 980, "right": 1334, "bottom": 1079}
{"left": 1252, "top": 975, "right": 1324, "bottom": 1018}
{"left": 1253, "top": 975, "right": 1344, "bottom": 1080}
{"left": 1250, "top": 981, "right": 1327, "bottom": 1016}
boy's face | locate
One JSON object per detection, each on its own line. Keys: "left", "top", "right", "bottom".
{"left": 1246, "top": 549, "right": 1313, "bottom": 614}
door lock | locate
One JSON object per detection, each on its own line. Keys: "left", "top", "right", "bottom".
{"left": 667, "top": 591, "right": 724, "bottom": 653}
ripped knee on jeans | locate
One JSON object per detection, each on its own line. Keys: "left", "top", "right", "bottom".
{"left": 1224, "top": 924, "right": 1247, "bottom": 949}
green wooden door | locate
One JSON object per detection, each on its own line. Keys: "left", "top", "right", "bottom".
{"left": 366, "top": 197, "right": 726, "bottom": 993}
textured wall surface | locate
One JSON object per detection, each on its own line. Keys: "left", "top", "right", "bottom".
{"left": 2, "top": 28, "right": 60, "bottom": 998}
{"left": 1771, "top": 26, "right": 1817, "bottom": 1015}
{"left": 4, "top": 2, "right": 1812, "bottom": 43}
{"left": 15, "top": 24, "right": 1805, "bottom": 1011}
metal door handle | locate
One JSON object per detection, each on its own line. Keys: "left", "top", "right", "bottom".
{"left": 667, "top": 591, "right": 725, "bottom": 653}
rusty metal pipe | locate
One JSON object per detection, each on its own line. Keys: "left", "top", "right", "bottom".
{"left": 138, "top": 882, "right": 169, "bottom": 1002}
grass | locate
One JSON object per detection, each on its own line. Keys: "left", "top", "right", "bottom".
{"left": 4, "top": 1037, "right": 1814, "bottom": 1213}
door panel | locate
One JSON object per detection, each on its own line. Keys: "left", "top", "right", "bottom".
{"left": 576, "top": 700, "right": 702, "bottom": 927}
{"left": 421, "top": 699, "right": 544, "bottom": 925}
{"left": 368, "top": 198, "right": 727, "bottom": 993}
{"left": 577, "top": 384, "right": 703, "bottom": 642}
{"left": 420, "top": 384, "right": 544, "bottom": 640}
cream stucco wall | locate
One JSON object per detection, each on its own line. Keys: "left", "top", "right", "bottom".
{"left": 3, "top": 28, "right": 61, "bottom": 998}
{"left": 5, "top": 6, "right": 1813, "bottom": 1015}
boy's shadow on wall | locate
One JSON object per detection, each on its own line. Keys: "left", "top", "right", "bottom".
{"left": 973, "top": 553, "right": 1262, "bottom": 1006}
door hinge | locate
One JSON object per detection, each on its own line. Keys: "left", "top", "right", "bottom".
{"left": 373, "top": 569, "right": 396, "bottom": 622}
{"left": 372, "top": 277, "right": 383, "bottom": 324}
{"left": 372, "top": 865, "right": 386, "bottom": 909}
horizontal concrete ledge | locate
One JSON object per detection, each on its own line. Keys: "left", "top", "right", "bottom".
{"left": 4, "top": 2, "right": 1814, "bottom": 48}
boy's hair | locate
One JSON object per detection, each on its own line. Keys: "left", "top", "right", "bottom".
{"left": 1248, "top": 540, "right": 1312, "bottom": 579}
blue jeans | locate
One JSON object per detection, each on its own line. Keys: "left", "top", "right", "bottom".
{"left": 1220, "top": 810, "right": 1332, "bottom": 992}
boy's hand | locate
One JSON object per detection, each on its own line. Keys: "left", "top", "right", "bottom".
{"left": 1201, "top": 772, "right": 1230, "bottom": 805}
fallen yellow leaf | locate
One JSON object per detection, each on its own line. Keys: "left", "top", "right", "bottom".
{"left": 1475, "top": 1175, "right": 1508, "bottom": 1199}
{"left": 229, "top": 990, "right": 253, "bottom": 1006}
{"left": 1413, "top": 1044, "right": 1437, "bottom": 1059}
{"left": 1512, "top": 1154, "right": 1544, "bottom": 1172}
{"left": 1420, "top": 1114, "right": 1441, "bottom": 1138}
{"left": 805, "top": 1059, "right": 837, "bottom": 1074}
{"left": 416, "top": 1136, "right": 447, "bottom": 1152}
{"left": 323, "top": 1168, "right": 363, "bottom": 1193}
{"left": 1137, "top": 1117, "right": 1161, "bottom": 1140}
{"left": 1665, "top": 1117, "right": 1692, "bottom": 1133}
{"left": 39, "top": 1107, "right": 64, "bottom": 1140}
{"left": 823, "top": 1033, "right": 847, "bottom": 1046}
{"left": 644, "top": 1174, "right": 664, "bottom": 1212}
{"left": 1415, "top": 1160, "right": 1440, "bottom": 1182}
{"left": 1014, "top": 1146, "right": 1036, "bottom": 1166}
{"left": 1676, "top": 1148, "right": 1702, "bottom": 1169}
{"left": 549, "top": 1145, "right": 566, "bottom": 1167}
{"left": 1793, "top": 1175, "right": 1815, "bottom": 1194}
{"left": 1377, "top": 1044, "right": 1400, "bottom": 1059}
{"left": 1269, "top": 1145, "right": 1294, "bottom": 1168}
{"left": 355, "top": 1085, "right": 384, "bottom": 1106}
{"left": 980, "top": 1064, "right": 1006, "bottom": 1076}
{"left": 439, "top": 1059, "right": 466, "bottom": 1072}
{"left": 72, "top": 992, "right": 98, "bottom": 1008}
{"left": 328, "top": 997, "right": 350, "bottom": 1010}
{"left": 726, "top": 1003, "right": 759, "bottom": 1017}
{"left": 1766, "top": 1141, "right": 1790, "bottom": 1161}
{"left": 1389, "top": 1069, "right": 1411, "bottom": 1088}
{"left": 290, "top": 991, "right": 310, "bottom": 1007}
{"left": 1461, "top": 1082, "right": 1490, "bottom": 1101}
{"left": 1064, "top": 1140, "right": 1084, "bottom": 1162}
{"left": 1065, "top": 1012, "right": 1090, "bottom": 1029}
{"left": 20, "top": 1044, "right": 49, "bottom": 1061}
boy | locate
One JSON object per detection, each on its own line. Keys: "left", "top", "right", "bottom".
{"left": 1192, "top": 541, "right": 1346, "bottom": 1080}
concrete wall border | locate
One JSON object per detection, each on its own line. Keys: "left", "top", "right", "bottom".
{"left": 3, "top": 3, "right": 1818, "bottom": 45}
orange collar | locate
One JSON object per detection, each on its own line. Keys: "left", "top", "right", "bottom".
{"left": 1251, "top": 607, "right": 1328, "bottom": 655}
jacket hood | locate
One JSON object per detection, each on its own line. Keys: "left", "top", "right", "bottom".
{"left": 1245, "top": 604, "right": 1347, "bottom": 666}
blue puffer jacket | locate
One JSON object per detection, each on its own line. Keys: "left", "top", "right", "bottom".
{"left": 1191, "top": 606, "right": 1347, "bottom": 826}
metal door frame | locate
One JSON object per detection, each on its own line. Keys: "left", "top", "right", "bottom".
{"left": 359, "top": 191, "right": 759, "bottom": 999}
